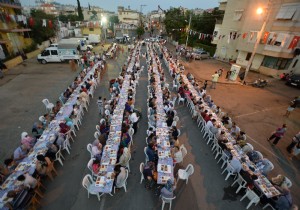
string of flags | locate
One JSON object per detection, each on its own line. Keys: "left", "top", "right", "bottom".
{"left": 172, "top": 28, "right": 214, "bottom": 40}
{"left": 0, "top": 12, "right": 54, "bottom": 29}
{"left": 214, "top": 31, "right": 300, "bottom": 50}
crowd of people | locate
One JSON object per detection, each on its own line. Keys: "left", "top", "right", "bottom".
{"left": 0, "top": 44, "right": 109, "bottom": 209}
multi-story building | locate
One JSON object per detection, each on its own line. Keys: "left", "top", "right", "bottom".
{"left": 114, "top": 23, "right": 137, "bottom": 37}
{"left": 118, "top": 6, "right": 140, "bottom": 26}
{"left": 0, "top": 0, "right": 32, "bottom": 59}
{"left": 39, "top": 3, "right": 59, "bottom": 16}
{"left": 212, "top": 0, "right": 300, "bottom": 76}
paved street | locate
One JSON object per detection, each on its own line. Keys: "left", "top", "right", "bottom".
{"left": 0, "top": 42, "right": 299, "bottom": 209}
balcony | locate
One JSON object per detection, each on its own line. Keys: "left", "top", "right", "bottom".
{"left": 0, "top": 0, "right": 21, "bottom": 9}
{"left": 218, "top": 0, "right": 227, "bottom": 11}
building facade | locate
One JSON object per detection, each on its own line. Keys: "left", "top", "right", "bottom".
{"left": 118, "top": 6, "right": 140, "bottom": 26}
{"left": 212, "top": 0, "right": 300, "bottom": 76}
{"left": 0, "top": 0, "right": 32, "bottom": 59}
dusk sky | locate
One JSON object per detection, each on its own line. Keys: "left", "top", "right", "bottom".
{"left": 21, "top": 0, "right": 219, "bottom": 13}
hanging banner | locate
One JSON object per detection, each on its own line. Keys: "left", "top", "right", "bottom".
{"left": 262, "top": 32, "right": 270, "bottom": 44}
{"left": 42, "top": 19, "right": 46, "bottom": 27}
{"left": 242, "top": 32, "right": 247, "bottom": 39}
{"left": 48, "top": 20, "right": 52, "bottom": 28}
{"left": 288, "top": 36, "right": 300, "bottom": 49}
{"left": 29, "top": 17, "right": 34, "bottom": 27}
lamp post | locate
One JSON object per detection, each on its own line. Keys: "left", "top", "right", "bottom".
{"left": 101, "top": 16, "right": 107, "bottom": 42}
{"left": 242, "top": 2, "right": 271, "bottom": 84}
{"left": 185, "top": 14, "right": 192, "bottom": 47}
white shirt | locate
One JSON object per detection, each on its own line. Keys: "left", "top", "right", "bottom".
{"left": 24, "top": 173, "right": 37, "bottom": 189}
{"left": 129, "top": 112, "right": 138, "bottom": 123}
{"left": 174, "top": 151, "right": 183, "bottom": 163}
{"left": 206, "top": 120, "right": 214, "bottom": 130}
{"left": 116, "top": 167, "right": 127, "bottom": 187}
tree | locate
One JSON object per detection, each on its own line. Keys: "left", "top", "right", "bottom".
{"left": 136, "top": 26, "right": 145, "bottom": 39}
{"left": 164, "top": 8, "right": 188, "bottom": 42}
{"left": 108, "top": 15, "right": 119, "bottom": 31}
{"left": 29, "top": 10, "right": 57, "bottom": 44}
{"left": 77, "top": 0, "right": 84, "bottom": 21}
{"left": 59, "top": 14, "right": 80, "bottom": 22}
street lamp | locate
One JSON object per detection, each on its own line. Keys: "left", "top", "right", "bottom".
{"left": 242, "top": 3, "right": 271, "bottom": 84}
{"left": 101, "top": 16, "right": 107, "bottom": 42}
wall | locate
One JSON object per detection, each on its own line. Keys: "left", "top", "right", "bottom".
{"left": 81, "top": 28, "right": 102, "bottom": 36}
{"left": 288, "top": 55, "right": 300, "bottom": 74}
{"left": 236, "top": 50, "right": 264, "bottom": 71}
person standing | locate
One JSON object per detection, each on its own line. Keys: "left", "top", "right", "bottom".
{"left": 211, "top": 71, "right": 219, "bottom": 89}
{"left": 284, "top": 97, "right": 297, "bottom": 118}
{"left": 286, "top": 131, "right": 300, "bottom": 154}
{"left": 268, "top": 124, "right": 287, "bottom": 145}
{"left": 97, "top": 96, "right": 104, "bottom": 116}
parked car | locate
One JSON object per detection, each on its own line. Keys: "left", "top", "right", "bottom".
{"left": 286, "top": 74, "right": 300, "bottom": 88}
{"left": 192, "top": 50, "right": 210, "bottom": 60}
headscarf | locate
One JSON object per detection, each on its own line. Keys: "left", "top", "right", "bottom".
{"left": 165, "top": 179, "right": 173, "bottom": 192}
{"left": 21, "top": 132, "right": 28, "bottom": 139}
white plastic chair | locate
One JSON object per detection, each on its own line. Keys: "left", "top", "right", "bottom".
{"left": 177, "top": 94, "right": 185, "bottom": 105}
{"left": 54, "top": 147, "right": 65, "bottom": 166}
{"left": 42, "top": 98, "right": 54, "bottom": 112}
{"left": 217, "top": 150, "right": 230, "bottom": 169}
{"left": 178, "top": 164, "right": 194, "bottom": 184}
{"left": 128, "top": 128, "right": 134, "bottom": 144}
{"left": 140, "top": 162, "right": 145, "bottom": 184}
{"left": 221, "top": 161, "right": 238, "bottom": 181}
{"left": 87, "top": 143, "right": 93, "bottom": 159}
{"left": 161, "top": 196, "right": 176, "bottom": 210}
{"left": 144, "top": 147, "right": 149, "bottom": 163}
{"left": 62, "top": 138, "right": 71, "bottom": 155}
{"left": 177, "top": 129, "right": 181, "bottom": 137}
{"left": 82, "top": 174, "right": 101, "bottom": 201}
{"left": 246, "top": 143, "right": 254, "bottom": 151}
{"left": 87, "top": 158, "right": 97, "bottom": 179}
{"left": 94, "top": 131, "right": 100, "bottom": 139}
{"left": 114, "top": 169, "right": 129, "bottom": 194}
{"left": 240, "top": 188, "right": 260, "bottom": 209}
{"left": 96, "top": 125, "right": 100, "bottom": 133}
{"left": 262, "top": 203, "right": 276, "bottom": 210}
{"left": 180, "top": 145, "right": 187, "bottom": 165}
{"left": 256, "top": 151, "right": 264, "bottom": 159}
{"left": 231, "top": 173, "right": 247, "bottom": 193}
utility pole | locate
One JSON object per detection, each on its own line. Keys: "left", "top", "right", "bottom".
{"left": 242, "top": 0, "right": 271, "bottom": 84}
{"left": 185, "top": 14, "right": 192, "bottom": 47}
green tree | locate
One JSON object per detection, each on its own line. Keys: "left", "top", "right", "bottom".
{"left": 108, "top": 15, "right": 119, "bottom": 31}
{"left": 77, "top": 0, "right": 84, "bottom": 21}
{"left": 30, "top": 10, "right": 57, "bottom": 44}
{"left": 136, "top": 26, "right": 145, "bottom": 39}
{"left": 164, "top": 8, "right": 188, "bottom": 42}
{"left": 59, "top": 14, "right": 80, "bottom": 22}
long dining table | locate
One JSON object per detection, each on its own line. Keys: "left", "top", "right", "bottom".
{"left": 0, "top": 62, "right": 102, "bottom": 208}
{"left": 147, "top": 43, "right": 174, "bottom": 185}
{"left": 90, "top": 43, "right": 141, "bottom": 194}
{"left": 155, "top": 42, "right": 281, "bottom": 199}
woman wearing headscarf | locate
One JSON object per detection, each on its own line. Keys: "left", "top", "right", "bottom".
{"left": 92, "top": 141, "right": 102, "bottom": 160}
{"left": 20, "top": 132, "right": 36, "bottom": 149}
{"left": 116, "top": 147, "right": 130, "bottom": 168}
{"left": 160, "top": 179, "right": 176, "bottom": 198}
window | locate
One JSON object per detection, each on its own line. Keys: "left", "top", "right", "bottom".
{"left": 233, "top": 10, "right": 244, "bottom": 21}
{"left": 262, "top": 56, "right": 292, "bottom": 70}
{"left": 276, "top": 5, "right": 297, "bottom": 20}
{"left": 41, "top": 50, "right": 50, "bottom": 56}
{"left": 246, "top": 53, "right": 252, "bottom": 61}
{"left": 51, "top": 50, "right": 58, "bottom": 55}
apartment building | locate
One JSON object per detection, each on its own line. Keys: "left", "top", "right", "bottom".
{"left": 0, "top": 0, "right": 32, "bottom": 59}
{"left": 118, "top": 6, "right": 140, "bottom": 26}
{"left": 212, "top": 0, "right": 300, "bottom": 76}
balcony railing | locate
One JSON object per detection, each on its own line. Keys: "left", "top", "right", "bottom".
{"left": 0, "top": 0, "right": 21, "bottom": 8}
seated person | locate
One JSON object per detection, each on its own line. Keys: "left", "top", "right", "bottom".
{"left": 92, "top": 159, "right": 100, "bottom": 174}
{"left": 116, "top": 148, "right": 130, "bottom": 168}
{"left": 113, "top": 165, "right": 127, "bottom": 188}
{"left": 160, "top": 179, "right": 176, "bottom": 198}
{"left": 170, "top": 126, "right": 179, "bottom": 139}
{"left": 271, "top": 174, "right": 292, "bottom": 189}
{"left": 13, "top": 145, "right": 29, "bottom": 163}
{"left": 247, "top": 150, "right": 262, "bottom": 164}
{"left": 20, "top": 132, "right": 36, "bottom": 150}
{"left": 3, "top": 159, "right": 17, "bottom": 174}
{"left": 218, "top": 131, "right": 229, "bottom": 150}
{"left": 236, "top": 131, "right": 247, "bottom": 141}
{"left": 59, "top": 122, "right": 70, "bottom": 134}
{"left": 17, "top": 173, "right": 37, "bottom": 189}
{"left": 256, "top": 158, "right": 273, "bottom": 176}
{"left": 32, "top": 122, "right": 44, "bottom": 139}
{"left": 172, "top": 146, "right": 183, "bottom": 163}
{"left": 92, "top": 142, "right": 103, "bottom": 160}
{"left": 120, "top": 132, "right": 131, "bottom": 148}
{"left": 146, "top": 143, "right": 158, "bottom": 163}
{"left": 230, "top": 122, "right": 240, "bottom": 137}
{"left": 35, "top": 154, "right": 57, "bottom": 178}
{"left": 229, "top": 156, "right": 242, "bottom": 173}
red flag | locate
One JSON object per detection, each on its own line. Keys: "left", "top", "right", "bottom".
{"left": 288, "top": 36, "right": 300, "bottom": 49}
{"left": 5, "top": 14, "right": 10, "bottom": 23}
{"left": 29, "top": 17, "right": 34, "bottom": 27}
{"left": 262, "top": 32, "right": 270, "bottom": 44}
{"left": 48, "top": 20, "right": 53, "bottom": 28}
{"left": 242, "top": 32, "right": 247, "bottom": 39}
